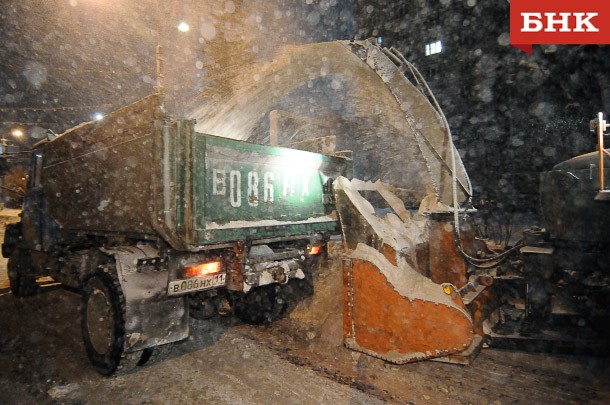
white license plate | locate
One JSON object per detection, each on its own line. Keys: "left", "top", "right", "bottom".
{"left": 167, "top": 273, "right": 226, "bottom": 296}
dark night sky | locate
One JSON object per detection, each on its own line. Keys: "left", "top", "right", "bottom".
{"left": 0, "top": 0, "right": 358, "bottom": 143}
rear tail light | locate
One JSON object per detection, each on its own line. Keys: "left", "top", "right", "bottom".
{"left": 183, "top": 261, "right": 221, "bottom": 278}
{"left": 307, "top": 245, "right": 321, "bottom": 255}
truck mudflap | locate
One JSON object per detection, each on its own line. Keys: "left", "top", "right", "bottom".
{"left": 101, "top": 246, "right": 189, "bottom": 353}
{"left": 334, "top": 177, "right": 477, "bottom": 363}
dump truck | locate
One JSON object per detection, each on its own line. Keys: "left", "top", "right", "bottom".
{"left": 2, "top": 94, "right": 350, "bottom": 375}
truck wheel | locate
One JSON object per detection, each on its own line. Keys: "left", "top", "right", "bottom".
{"left": 81, "top": 269, "right": 142, "bottom": 375}
{"left": 8, "top": 250, "right": 39, "bottom": 297}
{"left": 233, "top": 284, "right": 288, "bottom": 325}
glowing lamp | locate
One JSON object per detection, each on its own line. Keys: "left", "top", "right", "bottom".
{"left": 307, "top": 245, "right": 321, "bottom": 255}
{"left": 177, "top": 21, "right": 190, "bottom": 32}
{"left": 183, "top": 261, "right": 221, "bottom": 278}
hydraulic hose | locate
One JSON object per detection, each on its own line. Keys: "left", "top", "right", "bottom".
{"left": 398, "top": 56, "right": 523, "bottom": 269}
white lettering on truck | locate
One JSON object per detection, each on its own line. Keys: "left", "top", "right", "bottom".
{"left": 247, "top": 171, "right": 259, "bottom": 207}
{"left": 264, "top": 172, "right": 274, "bottom": 203}
{"left": 283, "top": 172, "right": 295, "bottom": 197}
{"left": 230, "top": 170, "right": 241, "bottom": 207}
{"left": 212, "top": 168, "right": 317, "bottom": 207}
{"left": 212, "top": 169, "right": 226, "bottom": 195}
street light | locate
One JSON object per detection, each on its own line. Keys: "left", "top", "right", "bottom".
{"left": 177, "top": 21, "right": 190, "bottom": 33}
{"left": 2, "top": 128, "right": 25, "bottom": 156}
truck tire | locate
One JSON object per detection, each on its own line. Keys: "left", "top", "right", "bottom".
{"left": 8, "top": 249, "right": 39, "bottom": 297}
{"left": 81, "top": 268, "right": 142, "bottom": 375}
{"left": 233, "top": 284, "right": 288, "bottom": 325}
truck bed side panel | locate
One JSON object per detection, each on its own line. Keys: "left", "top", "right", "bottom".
{"left": 43, "top": 95, "right": 162, "bottom": 238}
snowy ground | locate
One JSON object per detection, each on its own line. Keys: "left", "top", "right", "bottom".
{"left": 0, "top": 211, "right": 609, "bottom": 404}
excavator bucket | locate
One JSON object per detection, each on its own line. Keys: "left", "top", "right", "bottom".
{"left": 334, "top": 177, "right": 484, "bottom": 364}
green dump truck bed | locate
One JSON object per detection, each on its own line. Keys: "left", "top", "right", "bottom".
{"left": 40, "top": 95, "right": 349, "bottom": 251}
